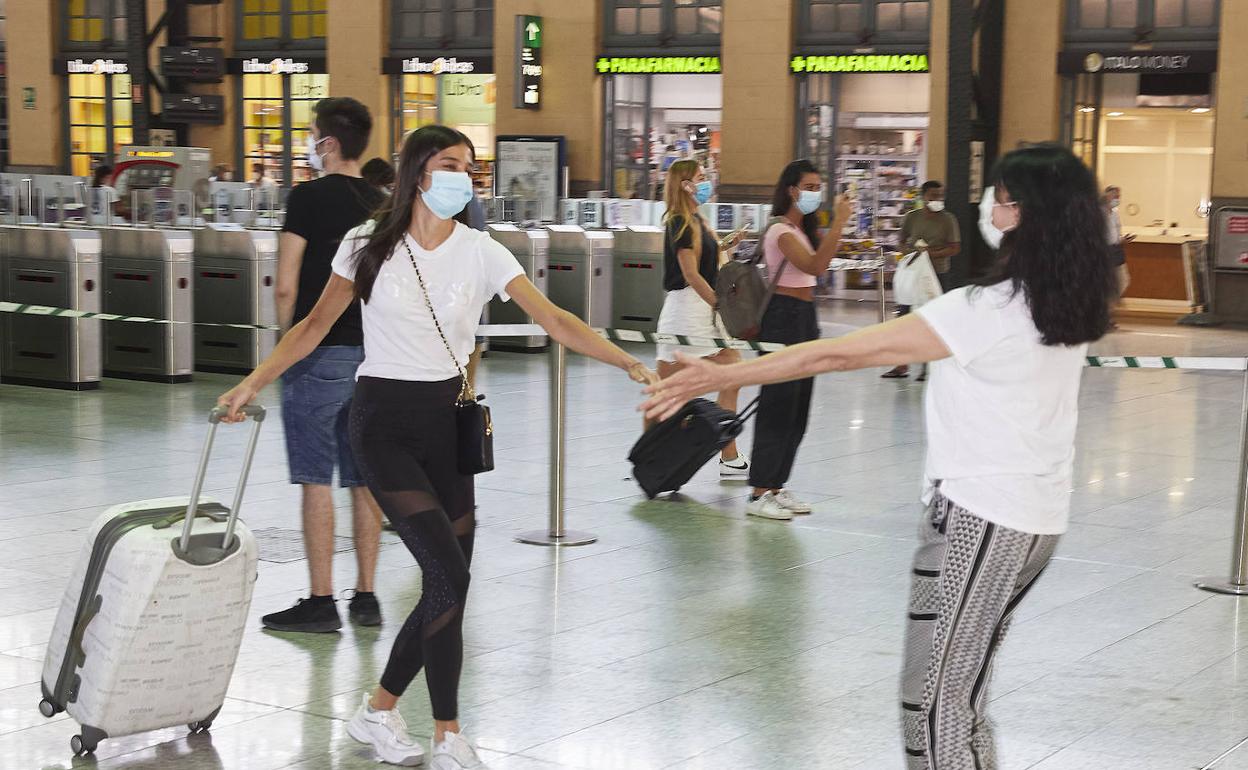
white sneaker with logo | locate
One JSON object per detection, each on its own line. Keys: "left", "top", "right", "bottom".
{"left": 719, "top": 454, "right": 750, "bottom": 479}
{"left": 431, "top": 729, "right": 488, "bottom": 769}
{"left": 773, "top": 489, "right": 813, "bottom": 515}
{"left": 346, "top": 692, "right": 426, "bottom": 766}
{"left": 746, "top": 492, "right": 793, "bottom": 521}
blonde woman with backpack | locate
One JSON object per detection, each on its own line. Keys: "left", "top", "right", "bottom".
{"left": 651, "top": 160, "right": 749, "bottom": 480}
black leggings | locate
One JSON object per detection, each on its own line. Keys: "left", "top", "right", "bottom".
{"left": 349, "top": 376, "right": 475, "bottom": 721}
{"left": 749, "top": 295, "right": 820, "bottom": 489}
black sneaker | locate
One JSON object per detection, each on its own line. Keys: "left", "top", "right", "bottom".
{"left": 261, "top": 597, "right": 342, "bottom": 633}
{"left": 345, "top": 590, "right": 382, "bottom": 627}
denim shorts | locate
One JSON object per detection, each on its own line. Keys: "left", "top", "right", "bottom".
{"left": 281, "top": 345, "right": 364, "bottom": 487}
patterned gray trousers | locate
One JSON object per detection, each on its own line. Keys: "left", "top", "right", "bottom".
{"left": 901, "top": 493, "right": 1059, "bottom": 769}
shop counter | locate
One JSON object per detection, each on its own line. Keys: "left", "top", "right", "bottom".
{"left": 1121, "top": 229, "right": 1206, "bottom": 315}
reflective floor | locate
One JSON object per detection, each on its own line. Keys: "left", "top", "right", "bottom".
{"left": 4, "top": 305, "right": 1248, "bottom": 769}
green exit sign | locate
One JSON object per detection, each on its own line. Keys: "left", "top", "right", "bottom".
{"left": 516, "top": 15, "right": 543, "bottom": 109}
{"left": 523, "top": 15, "right": 542, "bottom": 48}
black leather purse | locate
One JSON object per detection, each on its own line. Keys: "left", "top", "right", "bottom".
{"left": 403, "top": 239, "right": 495, "bottom": 475}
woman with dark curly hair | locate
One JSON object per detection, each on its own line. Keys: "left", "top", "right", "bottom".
{"left": 643, "top": 144, "right": 1115, "bottom": 768}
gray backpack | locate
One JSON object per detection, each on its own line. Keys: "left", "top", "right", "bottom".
{"left": 714, "top": 217, "right": 790, "bottom": 341}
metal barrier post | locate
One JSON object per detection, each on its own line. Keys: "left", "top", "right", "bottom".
{"left": 1196, "top": 368, "right": 1248, "bottom": 595}
{"left": 517, "top": 341, "right": 597, "bottom": 547}
{"left": 876, "top": 264, "right": 887, "bottom": 323}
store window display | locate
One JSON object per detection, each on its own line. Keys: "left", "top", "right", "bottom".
{"left": 67, "top": 72, "right": 132, "bottom": 177}
{"left": 606, "top": 74, "right": 722, "bottom": 200}
{"left": 241, "top": 72, "right": 329, "bottom": 187}
{"left": 394, "top": 73, "right": 496, "bottom": 195}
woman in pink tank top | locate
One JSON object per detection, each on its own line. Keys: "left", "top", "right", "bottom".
{"left": 741, "top": 160, "right": 851, "bottom": 520}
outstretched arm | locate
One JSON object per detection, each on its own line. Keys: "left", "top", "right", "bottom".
{"left": 641, "top": 314, "right": 950, "bottom": 421}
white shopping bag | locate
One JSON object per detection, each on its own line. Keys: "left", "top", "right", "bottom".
{"left": 893, "top": 250, "right": 943, "bottom": 307}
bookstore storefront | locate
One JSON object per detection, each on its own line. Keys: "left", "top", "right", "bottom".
{"left": 385, "top": 56, "right": 496, "bottom": 195}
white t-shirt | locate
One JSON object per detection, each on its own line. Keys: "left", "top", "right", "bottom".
{"left": 331, "top": 221, "right": 525, "bottom": 382}
{"left": 915, "top": 283, "right": 1087, "bottom": 535}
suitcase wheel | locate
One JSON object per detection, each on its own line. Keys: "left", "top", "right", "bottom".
{"left": 38, "top": 699, "right": 58, "bottom": 718}
{"left": 188, "top": 720, "right": 213, "bottom": 734}
{"left": 71, "top": 734, "right": 96, "bottom": 755}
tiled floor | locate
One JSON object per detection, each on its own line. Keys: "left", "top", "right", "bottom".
{"left": 4, "top": 306, "right": 1248, "bottom": 769}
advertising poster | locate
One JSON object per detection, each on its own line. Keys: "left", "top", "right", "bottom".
{"left": 440, "top": 74, "right": 496, "bottom": 127}
{"left": 495, "top": 136, "right": 564, "bottom": 222}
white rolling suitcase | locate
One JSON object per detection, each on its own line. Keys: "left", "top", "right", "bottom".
{"left": 38, "top": 405, "right": 266, "bottom": 756}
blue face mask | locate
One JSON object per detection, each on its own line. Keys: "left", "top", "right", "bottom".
{"left": 693, "top": 180, "right": 714, "bottom": 205}
{"left": 421, "top": 170, "right": 474, "bottom": 220}
{"left": 797, "top": 188, "right": 824, "bottom": 215}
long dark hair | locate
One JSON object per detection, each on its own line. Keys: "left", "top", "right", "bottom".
{"left": 351, "top": 125, "right": 475, "bottom": 302}
{"left": 770, "top": 159, "right": 822, "bottom": 247}
{"left": 979, "top": 144, "right": 1114, "bottom": 346}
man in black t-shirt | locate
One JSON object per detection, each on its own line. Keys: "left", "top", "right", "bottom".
{"left": 263, "top": 97, "right": 387, "bottom": 635}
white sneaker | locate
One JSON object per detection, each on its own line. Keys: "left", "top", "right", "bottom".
{"left": 719, "top": 454, "right": 750, "bottom": 479}
{"left": 431, "top": 729, "right": 488, "bottom": 769}
{"left": 346, "top": 692, "right": 426, "bottom": 766}
{"left": 773, "top": 489, "right": 813, "bottom": 515}
{"left": 746, "top": 492, "right": 793, "bottom": 521}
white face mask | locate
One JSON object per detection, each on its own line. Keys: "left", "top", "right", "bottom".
{"left": 978, "top": 186, "right": 1017, "bottom": 250}
{"left": 926, "top": 200, "right": 945, "bottom": 213}
{"left": 306, "top": 135, "right": 328, "bottom": 172}
{"left": 421, "top": 170, "right": 474, "bottom": 220}
{"left": 797, "top": 188, "right": 824, "bottom": 215}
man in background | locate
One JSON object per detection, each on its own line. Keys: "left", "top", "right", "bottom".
{"left": 262, "top": 97, "right": 387, "bottom": 634}
{"left": 1105, "top": 185, "right": 1133, "bottom": 297}
{"left": 251, "top": 162, "right": 278, "bottom": 190}
{"left": 883, "top": 180, "right": 961, "bottom": 380}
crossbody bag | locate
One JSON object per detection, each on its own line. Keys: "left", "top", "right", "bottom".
{"left": 402, "top": 238, "right": 495, "bottom": 475}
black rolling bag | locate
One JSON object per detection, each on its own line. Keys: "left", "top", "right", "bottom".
{"left": 629, "top": 397, "right": 759, "bottom": 499}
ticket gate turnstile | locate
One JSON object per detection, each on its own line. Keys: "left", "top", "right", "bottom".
{"left": 487, "top": 225, "right": 549, "bottom": 352}
{"left": 99, "top": 228, "right": 194, "bottom": 382}
{"left": 0, "top": 226, "right": 102, "bottom": 389}
{"left": 611, "top": 226, "right": 666, "bottom": 333}
{"left": 544, "top": 226, "right": 614, "bottom": 329}
{"left": 191, "top": 225, "right": 278, "bottom": 373}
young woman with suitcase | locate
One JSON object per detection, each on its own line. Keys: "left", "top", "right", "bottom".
{"left": 218, "top": 125, "right": 658, "bottom": 769}
{"left": 651, "top": 159, "right": 749, "bottom": 481}
{"left": 643, "top": 144, "right": 1115, "bottom": 769}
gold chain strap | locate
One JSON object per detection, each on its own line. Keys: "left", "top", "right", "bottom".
{"left": 402, "top": 237, "right": 475, "bottom": 405}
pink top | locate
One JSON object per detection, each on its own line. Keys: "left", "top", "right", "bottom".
{"left": 763, "top": 221, "right": 817, "bottom": 288}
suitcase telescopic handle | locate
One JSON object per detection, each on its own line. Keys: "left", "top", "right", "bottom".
{"left": 180, "top": 405, "right": 267, "bottom": 553}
